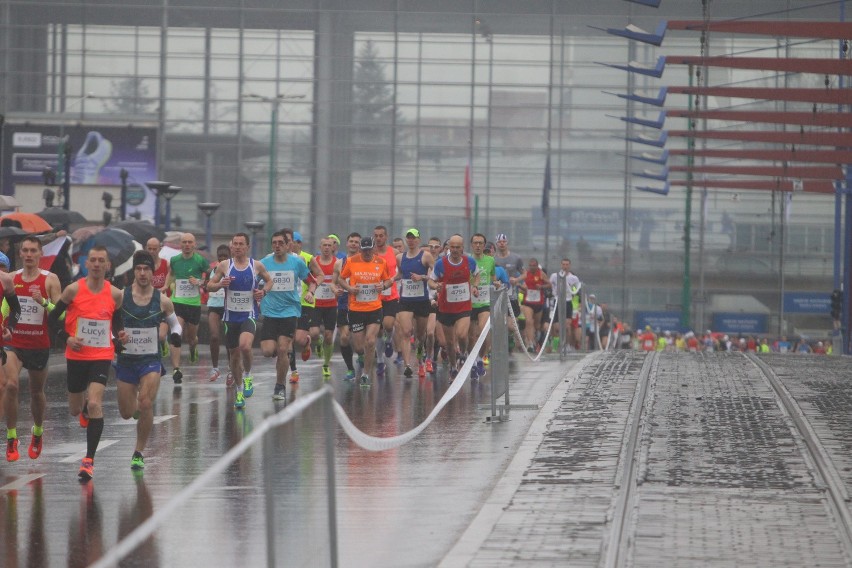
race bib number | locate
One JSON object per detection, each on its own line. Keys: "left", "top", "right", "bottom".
{"left": 315, "top": 283, "right": 335, "bottom": 300}
{"left": 122, "top": 327, "right": 159, "bottom": 355}
{"left": 174, "top": 279, "right": 199, "bottom": 299}
{"left": 357, "top": 284, "right": 379, "bottom": 303}
{"left": 525, "top": 289, "right": 542, "bottom": 303}
{"left": 270, "top": 271, "right": 296, "bottom": 292}
{"left": 208, "top": 288, "right": 225, "bottom": 300}
{"left": 18, "top": 296, "right": 45, "bottom": 326}
{"left": 401, "top": 279, "right": 425, "bottom": 298}
{"left": 476, "top": 285, "right": 490, "bottom": 303}
{"left": 226, "top": 290, "right": 253, "bottom": 312}
{"left": 446, "top": 282, "right": 470, "bottom": 303}
{"left": 381, "top": 284, "right": 393, "bottom": 297}
{"left": 76, "top": 318, "right": 111, "bottom": 348}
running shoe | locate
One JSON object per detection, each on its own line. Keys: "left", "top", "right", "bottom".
{"left": 403, "top": 365, "right": 413, "bottom": 378}
{"left": 78, "top": 457, "right": 94, "bottom": 480}
{"left": 450, "top": 368, "right": 458, "bottom": 381}
{"left": 79, "top": 404, "right": 89, "bottom": 428}
{"left": 344, "top": 370, "right": 356, "bottom": 381}
{"left": 234, "top": 390, "right": 246, "bottom": 409}
{"left": 301, "top": 343, "right": 312, "bottom": 361}
{"left": 483, "top": 355, "right": 490, "bottom": 367}
{"left": 272, "top": 383, "right": 287, "bottom": 400}
{"left": 384, "top": 338, "right": 394, "bottom": 358}
{"left": 476, "top": 359, "right": 486, "bottom": 377}
{"left": 160, "top": 341, "right": 170, "bottom": 357}
{"left": 322, "top": 365, "right": 331, "bottom": 378}
{"left": 208, "top": 368, "right": 221, "bottom": 382}
{"left": 418, "top": 363, "right": 426, "bottom": 378}
{"left": 28, "top": 431, "right": 42, "bottom": 460}
{"left": 470, "top": 364, "right": 479, "bottom": 380}
{"left": 360, "top": 374, "right": 370, "bottom": 386}
{"left": 173, "top": 368, "right": 183, "bottom": 385}
{"left": 6, "top": 438, "right": 19, "bottom": 462}
{"left": 190, "top": 346, "right": 199, "bottom": 363}
{"left": 377, "top": 361, "right": 385, "bottom": 376}
{"left": 225, "top": 371, "right": 236, "bottom": 388}
{"left": 243, "top": 375, "right": 254, "bottom": 398}
{"left": 289, "top": 370, "right": 300, "bottom": 384}
{"left": 440, "top": 347, "right": 448, "bottom": 364}
{"left": 130, "top": 452, "right": 145, "bottom": 471}
{"left": 71, "top": 131, "right": 113, "bottom": 184}
{"left": 132, "top": 409, "right": 141, "bottom": 420}
{"left": 394, "top": 354, "right": 404, "bottom": 366}
{"left": 425, "top": 358, "right": 434, "bottom": 374}
{"left": 527, "top": 345, "right": 535, "bottom": 354}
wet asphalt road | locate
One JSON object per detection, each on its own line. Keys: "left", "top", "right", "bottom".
{"left": 0, "top": 348, "right": 574, "bottom": 567}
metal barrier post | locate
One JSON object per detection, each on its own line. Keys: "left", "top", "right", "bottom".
{"left": 324, "top": 389, "right": 339, "bottom": 568}
{"left": 557, "top": 271, "right": 567, "bottom": 361}
{"left": 264, "top": 422, "right": 277, "bottom": 568}
{"left": 580, "top": 291, "right": 588, "bottom": 352}
{"left": 488, "top": 287, "right": 509, "bottom": 422}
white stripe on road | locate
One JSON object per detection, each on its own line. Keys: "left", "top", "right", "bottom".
{"left": 0, "top": 473, "right": 47, "bottom": 492}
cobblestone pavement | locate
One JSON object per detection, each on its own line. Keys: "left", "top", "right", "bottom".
{"left": 448, "top": 351, "right": 852, "bottom": 567}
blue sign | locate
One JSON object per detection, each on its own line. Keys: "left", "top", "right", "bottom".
{"left": 635, "top": 310, "right": 682, "bottom": 332}
{"left": 712, "top": 313, "right": 767, "bottom": 334}
{"left": 783, "top": 292, "right": 831, "bottom": 314}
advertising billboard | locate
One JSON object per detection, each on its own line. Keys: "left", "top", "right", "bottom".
{"left": 2, "top": 123, "right": 158, "bottom": 219}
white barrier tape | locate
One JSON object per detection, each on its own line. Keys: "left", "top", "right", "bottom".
{"left": 333, "top": 318, "right": 492, "bottom": 452}
{"left": 507, "top": 299, "right": 557, "bottom": 362}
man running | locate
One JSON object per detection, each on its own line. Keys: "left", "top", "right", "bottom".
{"left": 260, "top": 231, "right": 317, "bottom": 400}
{"left": 3, "top": 236, "right": 60, "bottom": 461}
{"left": 429, "top": 234, "right": 477, "bottom": 380}
{"left": 520, "top": 257, "right": 551, "bottom": 353}
{"left": 333, "top": 232, "right": 361, "bottom": 380}
{"left": 207, "top": 233, "right": 272, "bottom": 409}
{"left": 492, "top": 233, "right": 525, "bottom": 352}
{"left": 549, "top": 258, "right": 581, "bottom": 351}
{"left": 374, "top": 226, "right": 402, "bottom": 372}
{"left": 115, "top": 251, "right": 182, "bottom": 471}
{"left": 338, "top": 236, "right": 392, "bottom": 386}
{"left": 206, "top": 244, "right": 230, "bottom": 382}
{"left": 146, "top": 238, "right": 170, "bottom": 291}
{"left": 163, "top": 233, "right": 208, "bottom": 384}
{"left": 48, "top": 245, "right": 125, "bottom": 480}
{"left": 290, "top": 231, "right": 321, "bottom": 382}
{"left": 468, "top": 233, "right": 495, "bottom": 378}
{"left": 313, "top": 237, "right": 339, "bottom": 378}
{"left": 395, "top": 228, "right": 434, "bottom": 378}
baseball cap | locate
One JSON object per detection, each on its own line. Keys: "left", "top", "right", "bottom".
{"left": 327, "top": 234, "right": 340, "bottom": 245}
{"left": 495, "top": 233, "right": 508, "bottom": 241}
{"left": 360, "top": 236, "right": 374, "bottom": 250}
{"left": 405, "top": 228, "right": 420, "bottom": 238}
{"left": 0, "top": 252, "right": 9, "bottom": 269}
{"left": 293, "top": 231, "right": 303, "bottom": 242}
{"left": 589, "top": 293, "right": 596, "bottom": 299}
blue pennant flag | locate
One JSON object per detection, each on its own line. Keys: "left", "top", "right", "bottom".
{"left": 542, "top": 153, "right": 551, "bottom": 218}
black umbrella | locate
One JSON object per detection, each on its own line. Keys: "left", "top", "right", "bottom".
{"left": 85, "top": 228, "right": 140, "bottom": 274}
{"left": 112, "top": 220, "right": 166, "bottom": 244}
{"left": 36, "top": 207, "right": 87, "bottom": 228}
{"left": 0, "top": 226, "right": 31, "bottom": 240}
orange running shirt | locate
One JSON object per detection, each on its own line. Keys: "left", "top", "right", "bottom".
{"left": 65, "top": 279, "right": 116, "bottom": 361}
{"left": 339, "top": 253, "right": 390, "bottom": 312}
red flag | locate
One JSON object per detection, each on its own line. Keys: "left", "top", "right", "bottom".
{"left": 39, "top": 236, "right": 71, "bottom": 271}
{"left": 464, "top": 160, "right": 472, "bottom": 219}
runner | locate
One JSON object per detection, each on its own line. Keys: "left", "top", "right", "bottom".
{"left": 519, "top": 257, "right": 551, "bottom": 353}
{"left": 259, "top": 231, "right": 317, "bottom": 400}
{"left": 492, "top": 233, "right": 525, "bottom": 353}
{"left": 313, "top": 237, "right": 339, "bottom": 378}
{"left": 48, "top": 245, "right": 126, "bottom": 480}
{"left": 333, "top": 232, "right": 361, "bottom": 380}
{"left": 3, "top": 236, "right": 60, "bottom": 462}
{"left": 549, "top": 258, "right": 581, "bottom": 352}
{"left": 373, "top": 226, "right": 402, "bottom": 373}
{"left": 424, "top": 236, "right": 445, "bottom": 373}
{"left": 395, "top": 228, "right": 434, "bottom": 378}
{"left": 163, "top": 233, "right": 208, "bottom": 384}
{"left": 468, "top": 233, "right": 495, "bottom": 378}
{"left": 338, "top": 236, "right": 392, "bottom": 386}
{"left": 115, "top": 251, "right": 182, "bottom": 471}
{"left": 207, "top": 233, "right": 273, "bottom": 409}
{"left": 290, "top": 231, "right": 321, "bottom": 383}
{"left": 429, "top": 234, "right": 478, "bottom": 380}
{"left": 146, "top": 238, "right": 170, "bottom": 291}
{"left": 205, "top": 244, "right": 231, "bottom": 382}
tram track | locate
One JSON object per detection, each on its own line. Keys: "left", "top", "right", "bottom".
{"left": 602, "top": 351, "right": 658, "bottom": 568}
{"left": 747, "top": 352, "right": 852, "bottom": 560}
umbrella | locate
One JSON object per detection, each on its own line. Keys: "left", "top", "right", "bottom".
{"left": 81, "top": 228, "right": 140, "bottom": 273}
{"left": 112, "top": 220, "right": 166, "bottom": 244}
{"left": 158, "top": 245, "right": 181, "bottom": 262}
{"left": 0, "top": 226, "right": 31, "bottom": 240}
{"left": 71, "top": 225, "right": 105, "bottom": 250}
{"left": 0, "top": 213, "right": 52, "bottom": 233}
{"left": 36, "top": 207, "right": 87, "bottom": 228}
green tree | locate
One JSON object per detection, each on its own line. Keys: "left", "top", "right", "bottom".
{"left": 352, "top": 39, "right": 402, "bottom": 168}
{"left": 103, "top": 77, "right": 157, "bottom": 115}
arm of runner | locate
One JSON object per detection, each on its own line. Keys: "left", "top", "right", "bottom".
{"left": 206, "top": 260, "right": 229, "bottom": 291}
{"left": 0, "top": 272, "right": 21, "bottom": 331}
{"left": 111, "top": 285, "right": 128, "bottom": 345}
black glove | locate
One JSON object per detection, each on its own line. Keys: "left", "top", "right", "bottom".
{"left": 169, "top": 332, "right": 182, "bottom": 347}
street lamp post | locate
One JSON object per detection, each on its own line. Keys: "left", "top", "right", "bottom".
{"left": 243, "top": 93, "right": 305, "bottom": 243}
{"left": 198, "top": 202, "right": 221, "bottom": 252}
{"left": 245, "top": 221, "right": 265, "bottom": 259}
{"left": 146, "top": 181, "right": 171, "bottom": 227}
{"left": 161, "top": 185, "right": 182, "bottom": 231}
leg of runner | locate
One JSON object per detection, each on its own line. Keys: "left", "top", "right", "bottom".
{"left": 397, "top": 310, "right": 415, "bottom": 369}
{"left": 2, "top": 353, "right": 23, "bottom": 461}
{"left": 454, "top": 316, "right": 471, "bottom": 366}
{"left": 208, "top": 310, "right": 223, "bottom": 380}
{"left": 521, "top": 304, "right": 535, "bottom": 350}
{"left": 363, "top": 321, "right": 381, "bottom": 380}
